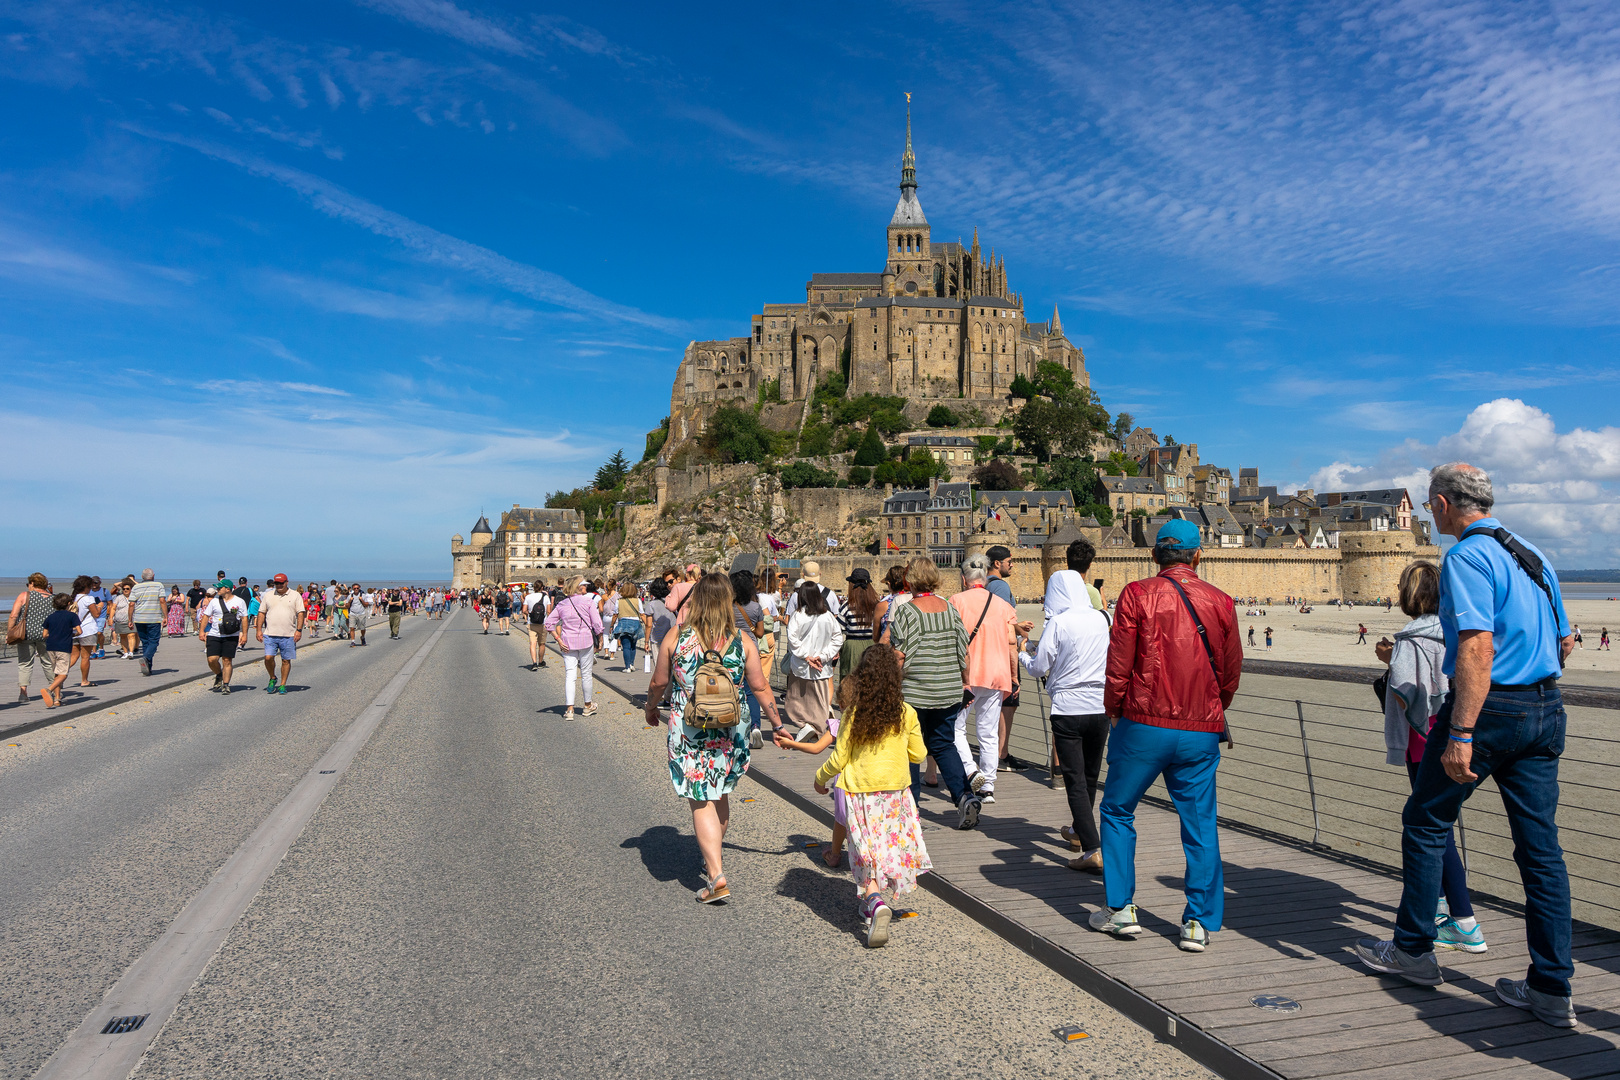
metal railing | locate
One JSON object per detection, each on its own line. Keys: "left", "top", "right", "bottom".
{"left": 763, "top": 641, "right": 1619, "bottom": 930}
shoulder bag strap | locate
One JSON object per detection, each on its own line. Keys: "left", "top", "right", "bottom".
{"left": 966, "top": 591, "right": 993, "bottom": 644}
{"left": 1461, "top": 526, "right": 1566, "bottom": 671}
{"left": 1164, "top": 575, "right": 1234, "bottom": 748}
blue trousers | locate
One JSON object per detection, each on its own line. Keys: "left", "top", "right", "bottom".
{"left": 1099, "top": 718, "right": 1224, "bottom": 929}
{"left": 915, "top": 704, "right": 969, "bottom": 805}
{"left": 1396, "top": 686, "right": 1571, "bottom": 996}
{"left": 135, "top": 622, "right": 161, "bottom": 669}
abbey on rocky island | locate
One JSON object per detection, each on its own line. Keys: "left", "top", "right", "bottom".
{"left": 668, "top": 109, "right": 1089, "bottom": 447}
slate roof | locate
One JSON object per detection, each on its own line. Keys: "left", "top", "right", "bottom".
{"left": 979, "top": 490, "right": 1075, "bottom": 508}
{"left": 890, "top": 192, "right": 927, "bottom": 226}
{"left": 1103, "top": 476, "right": 1165, "bottom": 495}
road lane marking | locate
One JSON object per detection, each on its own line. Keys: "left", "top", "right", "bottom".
{"left": 32, "top": 613, "right": 455, "bottom": 1080}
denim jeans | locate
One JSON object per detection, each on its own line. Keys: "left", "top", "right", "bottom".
{"left": 135, "top": 622, "right": 161, "bottom": 670}
{"left": 1396, "top": 686, "right": 1572, "bottom": 996}
{"left": 914, "top": 703, "right": 969, "bottom": 804}
{"left": 1099, "top": 718, "right": 1224, "bottom": 928}
{"left": 1404, "top": 760, "right": 1473, "bottom": 919}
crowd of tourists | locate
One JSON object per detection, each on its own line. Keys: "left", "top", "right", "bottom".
{"left": 6, "top": 574, "right": 442, "bottom": 704}
{"left": 531, "top": 459, "right": 1581, "bottom": 1022}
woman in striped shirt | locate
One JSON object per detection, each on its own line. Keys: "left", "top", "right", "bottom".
{"left": 887, "top": 557, "right": 976, "bottom": 830}
{"left": 838, "top": 568, "right": 879, "bottom": 679}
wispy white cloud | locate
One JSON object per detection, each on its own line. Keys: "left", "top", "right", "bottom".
{"left": 244, "top": 336, "right": 309, "bottom": 366}
{"left": 2, "top": 0, "right": 623, "bottom": 153}
{"left": 0, "top": 220, "right": 157, "bottom": 303}
{"left": 353, "top": 0, "right": 528, "bottom": 56}
{"left": 196, "top": 378, "right": 350, "bottom": 397}
{"left": 267, "top": 273, "right": 538, "bottom": 328}
{"left": 128, "top": 126, "right": 680, "bottom": 331}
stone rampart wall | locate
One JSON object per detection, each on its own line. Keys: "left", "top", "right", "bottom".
{"left": 786, "top": 487, "right": 884, "bottom": 530}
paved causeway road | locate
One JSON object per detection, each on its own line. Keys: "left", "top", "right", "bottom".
{"left": 0, "top": 609, "right": 1209, "bottom": 1080}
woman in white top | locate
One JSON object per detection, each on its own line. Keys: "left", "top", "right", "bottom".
{"left": 110, "top": 581, "right": 137, "bottom": 659}
{"left": 69, "top": 575, "right": 102, "bottom": 688}
{"left": 784, "top": 581, "right": 844, "bottom": 739}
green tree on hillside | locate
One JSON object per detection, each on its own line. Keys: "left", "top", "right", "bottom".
{"left": 704, "top": 406, "right": 776, "bottom": 463}
{"left": 853, "top": 427, "right": 887, "bottom": 466}
{"left": 594, "top": 449, "right": 630, "bottom": 490}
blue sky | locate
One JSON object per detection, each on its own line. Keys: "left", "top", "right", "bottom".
{"left": 2, "top": 0, "right": 1618, "bottom": 577}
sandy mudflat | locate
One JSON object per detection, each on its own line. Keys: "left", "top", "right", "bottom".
{"left": 1020, "top": 591, "right": 1620, "bottom": 687}
{"left": 1228, "top": 596, "right": 1620, "bottom": 683}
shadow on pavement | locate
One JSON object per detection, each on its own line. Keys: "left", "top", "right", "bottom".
{"left": 621, "top": 825, "right": 704, "bottom": 890}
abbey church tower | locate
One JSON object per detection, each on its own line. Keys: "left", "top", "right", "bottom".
{"left": 666, "top": 103, "right": 1091, "bottom": 450}
{"left": 884, "top": 103, "right": 933, "bottom": 298}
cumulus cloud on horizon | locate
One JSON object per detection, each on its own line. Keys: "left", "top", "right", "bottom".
{"left": 1303, "top": 399, "right": 1620, "bottom": 569}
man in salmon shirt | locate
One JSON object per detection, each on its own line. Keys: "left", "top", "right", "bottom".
{"left": 948, "top": 553, "right": 1020, "bottom": 804}
{"left": 1090, "top": 519, "right": 1241, "bottom": 954}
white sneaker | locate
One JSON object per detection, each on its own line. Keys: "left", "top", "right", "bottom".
{"left": 1088, "top": 904, "right": 1143, "bottom": 937}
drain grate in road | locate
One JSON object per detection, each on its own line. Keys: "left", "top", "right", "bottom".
{"left": 100, "top": 1014, "right": 148, "bottom": 1035}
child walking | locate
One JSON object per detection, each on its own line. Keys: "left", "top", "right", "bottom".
{"left": 811, "top": 644, "right": 931, "bottom": 948}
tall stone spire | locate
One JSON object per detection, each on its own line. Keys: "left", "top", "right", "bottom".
{"left": 888, "top": 96, "right": 926, "bottom": 227}
{"left": 900, "top": 98, "right": 917, "bottom": 197}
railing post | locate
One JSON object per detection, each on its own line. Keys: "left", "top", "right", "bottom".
{"left": 1456, "top": 810, "right": 1468, "bottom": 871}
{"left": 1296, "top": 700, "right": 1328, "bottom": 850}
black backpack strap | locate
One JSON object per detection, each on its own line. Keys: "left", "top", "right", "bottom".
{"left": 1461, "top": 526, "right": 1567, "bottom": 671}
{"left": 1164, "top": 575, "right": 1233, "bottom": 748}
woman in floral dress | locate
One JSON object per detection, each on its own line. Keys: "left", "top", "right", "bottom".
{"left": 164, "top": 586, "right": 186, "bottom": 636}
{"left": 645, "top": 571, "right": 783, "bottom": 903}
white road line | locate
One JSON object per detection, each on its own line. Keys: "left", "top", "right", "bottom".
{"left": 32, "top": 613, "right": 454, "bottom": 1080}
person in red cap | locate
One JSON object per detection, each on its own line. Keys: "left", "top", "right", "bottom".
{"left": 256, "top": 573, "right": 306, "bottom": 695}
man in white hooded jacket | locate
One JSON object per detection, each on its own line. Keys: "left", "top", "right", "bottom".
{"left": 1019, "top": 563, "right": 1112, "bottom": 872}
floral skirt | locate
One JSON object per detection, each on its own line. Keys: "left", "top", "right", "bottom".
{"left": 844, "top": 789, "right": 932, "bottom": 897}
{"left": 668, "top": 723, "right": 750, "bottom": 802}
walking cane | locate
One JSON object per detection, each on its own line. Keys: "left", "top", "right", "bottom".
{"left": 1037, "top": 676, "right": 1056, "bottom": 790}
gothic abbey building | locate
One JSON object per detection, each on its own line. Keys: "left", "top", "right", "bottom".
{"left": 668, "top": 114, "right": 1089, "bottom": 447}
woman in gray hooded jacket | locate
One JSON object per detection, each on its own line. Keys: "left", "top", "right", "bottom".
{"left": 1377, "top": 561, "right": 1484, "bottom": 953}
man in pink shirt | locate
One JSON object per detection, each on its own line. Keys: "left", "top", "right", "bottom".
{"left": 948, "top": 553, "right": 1019, "bottom": 802}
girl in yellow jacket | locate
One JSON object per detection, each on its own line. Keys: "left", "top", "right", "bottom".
{"left": 814, "top": 644, "right": 932, "bottom": 947}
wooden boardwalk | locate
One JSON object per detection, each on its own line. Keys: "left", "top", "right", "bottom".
{"left": 584, "top": 656, "right": 1620, "bottom": 1080}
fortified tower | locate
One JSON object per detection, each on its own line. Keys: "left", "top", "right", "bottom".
{"left": 1339, "top": 529, "right": 1427, "bottom": 600}
{"left": 450, "top": 515, "right": 493, "bottom": 589}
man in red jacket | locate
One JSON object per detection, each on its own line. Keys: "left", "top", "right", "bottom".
{"left": 1089, "top": 519, "right": 1242, "bottom": 953}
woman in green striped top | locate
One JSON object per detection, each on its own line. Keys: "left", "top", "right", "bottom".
{"left": 888, "top": 557, "right": 979, "bottom": 830}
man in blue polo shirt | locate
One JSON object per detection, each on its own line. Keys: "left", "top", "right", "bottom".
{"left": 1356, "top": 462, "right": 1575, "bottom": 1027}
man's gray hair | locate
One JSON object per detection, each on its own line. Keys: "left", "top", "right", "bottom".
{"left": 1429, "top": 461, "right": 1493, "bottom": 514}
{"left": 962, "top": 553, "right": 991, "bottom": 586}
{"left": 141, "top": 568, "right": 155, "bottom": 581}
